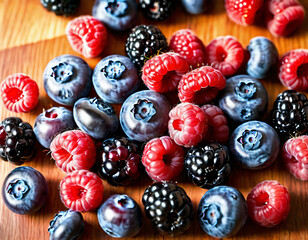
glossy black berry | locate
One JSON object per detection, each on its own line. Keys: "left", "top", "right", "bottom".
{"left": 271, "top": 90, "right": 308, "bottom": 141}
{"left": 40, "top": 0, "right": 80, "bottom": 16}
{"left": 125, "top": 25, "right": 168, "bottom": 70}
{"left": 185, "top": 142, "right": 231, "bottom": 189}
{"left": 142, "top": 182, "right": 194, "bottom": 236}
{"left": 0, "top": 117, "right": 36, "bottom": 165}
{"left": 95, "top": 136, "right": 141, "bottom": 186}
{"left": 140, "top": 0, "right": 177, "bottom": 21}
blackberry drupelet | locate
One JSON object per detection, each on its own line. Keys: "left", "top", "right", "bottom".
{"left": 142, "top": 182, "right": 194, "bottom": 236}
{"left": 125, "top": 25, "right": 168, "bottom": 70}
{"left": 0, "top": 117, "right": 36, "bottom": 165}
{"left": 272, "top": 90, "right": 308, "bottom": 141}
{"left": 185, "top": 142, "right": 231, "bottom": 189}
{"left": 95, "top": 136, "right": 141, "bottom": 186}
{"left": 139, "top": 0, "right": 177, "bottom": 21}
{"left": 40, "top": 0, "right": 80, "bottom": 15}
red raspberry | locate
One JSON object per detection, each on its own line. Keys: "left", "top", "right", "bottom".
{"left": 225, "top": 0, "right": 263, "bottom": 26}
{"left": 169, "top": 29, "right": 206, "bottom": 69}
{"left": 142, "top": 136, "right": 185, "bottom": 182}
{"left": 282, "top": 135, "right": 308, "bottom": 180}
{"left": 50, "top": 130, "right": 96, "bottom": 173}
{"left": 278, "top": 49, "right": 308, "bottom": 91}
{"left": 247, "top": 180, "right": 291, "bottom": 227}
{"left": 66, "top": 16, "right": 107, "bottom": 58}
{"left": 264, "top": 0, "right": 305, "bottom": 37}
{"left": 168, "top": 103, "right": 208, "bottom": 147}
{"left": 60, "top": 170, "right": 104, "bottom": 212}
{"left": 200, "top": 104, "right": 229, "bottom": 143}
{"left": 178, "top": 66, "right": 226, "bottom": 105}
{"left": 141, "top": 52, "right": 189, "bottom": 93}
{"left": 0, "top": 73, "right": 39, "bottom": 113}
{"left": 205, "top": 36, "right": 245, "bottom": 76}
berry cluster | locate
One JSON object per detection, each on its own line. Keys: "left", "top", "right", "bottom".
{"left": 2, "top": 1, "right": 308, "bottom": 239}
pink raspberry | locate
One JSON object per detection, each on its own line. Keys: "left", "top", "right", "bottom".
{"left": 282, "top": 135, "right": 308, "bottom": 180}
{"left": 1, "top": 73, "right": 39, "bottom": 113}
{"left": 225, "top": 0, "right": 264, "bottom": 26}
{"left": 200, "top": 104, "right": 229, "bottom": 143}
{"left": 264, "top": 0, "right": 305, "bottom": 37}
{"left": 60, "top": 170, "right": 104, "bottom": 212}
{"left": 142, "top": 136, "right": 185, "bottom": 182}
{"left": 168, "top": 103, "right": 208, "bottom": 147}
{"left": 247, "top": 180, "right": 291, "bottom": 227}
{"left": 178, "top": 66, "right": 226, "bottom": 105}
{"left": 50, "top": 130, "right": 96, "bottom": 173}
{"left": 141, "top": 52, "right": 189, "bottom": 93}
{"left": 278, "top": 49, "right": 308, "bottom": 91}
{"left": 66, "top": 15, "right": 107, "bottom": 58}
{"left": 169, "top": 29, "right": 206, "bottom": 69}
{"left": 205, "top": 36, "right": 245, "bottom": 76}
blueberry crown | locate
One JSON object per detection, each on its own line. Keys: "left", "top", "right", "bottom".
{"left": 200, "top": 203, "right": 222, "bottom": 227}
{"left": 131, "top": 99, "right": 156, "bottom": 122}
{"left": 237, "top": 129, "right": 262, "bottom": 150}
{"left": 90, "top": 97, "right": 115, "bottom": 115}
{"left": 235, "top": 81, "right": 256, "bottom": 100}
{"left": 6, "top": 179, "right": 29, "bottom": 200}
{"left": 51, "top": 62, "right": 74, "bottom": 83}
{"left": 101, "top": 60, "right": 126, "bottom": 79}
{"left": 105, "top": 0, "right": 128, "bottom": 17}
{"left": 48, "top": 211, "right": 67, "bottom": 233}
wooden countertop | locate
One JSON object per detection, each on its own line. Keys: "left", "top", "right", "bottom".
{"left": 1, "top": 0, "right": 308, "bottom": 239}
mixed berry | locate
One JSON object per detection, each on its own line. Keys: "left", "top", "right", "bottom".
{"left": 2, "top": 0, "right": 308, "bottom": 239}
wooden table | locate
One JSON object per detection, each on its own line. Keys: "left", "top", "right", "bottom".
{"left": 1, "top": 0, "right": 308, "bottom": 239}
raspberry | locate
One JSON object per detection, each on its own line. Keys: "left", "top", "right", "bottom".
{"left": 282, "top": 135, "right": 308, "bottom": 180}
{"left": 278, "top": 49, "right": 308, "bottom": 91}
{"left": 1, "top": 73, "right": 39, "bottom": 113}
{"left": 142, "top": 136, "right": 185, "bottom": 182}
{"left": 169, "top": 29, "right": 206, "bottom": 69}
{"left": 141, "top": 52, "right": 189, "bottom": 93}
{"left": 60, "top": 170, "right": 104, "bottom": 212}
{"left": 66, "top": 16, "right": 107, "bottom": 58}
{"left": 168, "top": 103, "right": 208, "bottom": 147}
{"left": 264, "top": 0, "right": 305, "bottom": 37}
{"left": 247, "top": 180, "right": 290, "bottom": 227}
{"left": 225, "top": 0, "right": 263, "bottom": 26}
{"left": 178, "top": 66, "right": 226, "bottom": 105}
{"left": 50, "top": 130, "right": 96, "bottom": 173}
{"left": 205, "top": 36, "right": 245, "bottom": 76}
{"left": 200, "top": 104, "right": 229, "bottom": 143}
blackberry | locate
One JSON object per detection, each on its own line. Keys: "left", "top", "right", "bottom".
{"left": 140, "top": 0, "right": 177, "bottom": 21}
{"left": 95, "top": 136, "right": 141, "bottom": 186}
{"left": 125, "top": 25, "right": 168, "bottom": 70}
{"left": 0, "top": 117, "right": 36, "bottom": 165}
{"left": 142, "top": 182, "right": 194, "bottom": 236}
{"left": 272, "top": 90, "right": 308, "bottom": 141}
{"left": 40, "top": 0, "right": 80, "bottom": 16}
{"left": 185, "top": 142, "right": 231, "bottom": 189}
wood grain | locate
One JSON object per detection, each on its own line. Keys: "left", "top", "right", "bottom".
{"left": 1, "top": 0, "right": 308, "bottom": 239}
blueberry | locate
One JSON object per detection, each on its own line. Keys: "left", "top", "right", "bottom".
{"left": 2, "top": 166, "right": 48, "bottom": 215}
{"left": 34, "top": 107, "right": 76, "bottom": 148}
{"left": 198, "top": 186, "right": 247, "bottom": 238}
{"left": 181, "top": 0, "right": 211, "bottom": 14}
{"left": 247, "top": 37, "right": 279, "bottom": 79}
{"left": 92, "top": 55, "right": 140, "bottom": 104}
{"left": 218, "top": 75, "right": 268, "bottom": 123}
{"left": 73, "top": 97, "right": 119, "bottom": 140}
{"left": 229, "top": 120, "right": 280, "bottom": 170}
{"left": 43, "top": 54, "right": 92, "bottom": 106}
{"left": 48, "top": 210, "right": 84, "bottom": 240}
{"left": 120, "top": 90, "right": 170, "bottom": 142}
{"left": 97, "top": 194, "right": 142, "bottom": 238}
{"left": 92, "top": 0, "right": 137, "bottom": 31}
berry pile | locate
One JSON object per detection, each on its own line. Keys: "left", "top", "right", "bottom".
{"left": 2, "top": 1, "right": 308, "bottom": 239}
